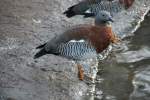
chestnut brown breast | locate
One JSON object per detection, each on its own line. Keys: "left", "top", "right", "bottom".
{"left": 60, "top": 25, "right": 116, "bottom": 53}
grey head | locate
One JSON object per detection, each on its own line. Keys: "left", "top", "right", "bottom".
{"left": 95, "top": 11, "right": 114, "bottom": 25}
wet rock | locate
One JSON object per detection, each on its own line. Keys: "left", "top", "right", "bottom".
{"left": 0, "top": 0, "right": 149, "bottom": 100}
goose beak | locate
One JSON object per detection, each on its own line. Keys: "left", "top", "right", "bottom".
{"left": 109, "top": 17, "right": 114, "bottom": 22}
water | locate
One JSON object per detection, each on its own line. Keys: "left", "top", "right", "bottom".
{"left": 85, "top": 12, "right": 150, "bottom": 100}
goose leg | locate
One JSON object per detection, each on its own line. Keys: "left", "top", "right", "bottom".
{"left": 77, "top": 64, "right": 84, "bottom": 81}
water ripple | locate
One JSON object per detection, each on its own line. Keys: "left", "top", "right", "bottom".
{"left": 116, "top": 46, "right": 150, "bottom": 63}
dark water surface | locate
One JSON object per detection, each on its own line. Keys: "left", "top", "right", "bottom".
{"left": 86, "top": 12, "right": 150, "bottom": 100}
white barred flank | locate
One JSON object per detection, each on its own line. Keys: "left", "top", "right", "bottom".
{"left": 56, "top": 41, "right": 97, "bottom": 60}
{"left": 89, "top": 0, "right": 123, "bottom": 16}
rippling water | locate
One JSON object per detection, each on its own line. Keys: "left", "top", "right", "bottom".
{"left": 84, "top": 12, "right": 150, "bottom": 100}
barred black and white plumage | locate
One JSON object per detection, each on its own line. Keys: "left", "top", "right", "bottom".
{"left": 88, "top": 0, "right": 123, "bottom": 16}
{"left": 63, "top": 0, "right": 135, "bottom": 18}
{"left": 56, "top": 40, "right": 96, "bottom": 60}
{"left": 34, "top": 39, "right": 112, "bottom": 60}
{"left": 34, "top": 11, "right": 117, "bottom": 61}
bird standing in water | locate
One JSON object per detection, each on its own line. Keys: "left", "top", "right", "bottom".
{"left": 63, "top": 0, "right": 135, "bottom": 18}
{"left": 34, "top": 11, "right": 119, "bottom": 80}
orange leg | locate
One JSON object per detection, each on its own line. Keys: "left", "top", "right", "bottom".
{"left": 77, "top": 64, "right": 84, "bottom": 81}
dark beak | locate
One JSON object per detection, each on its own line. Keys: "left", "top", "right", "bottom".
{"left": 109, "top": 17, "right": 114, "bottom": 22}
